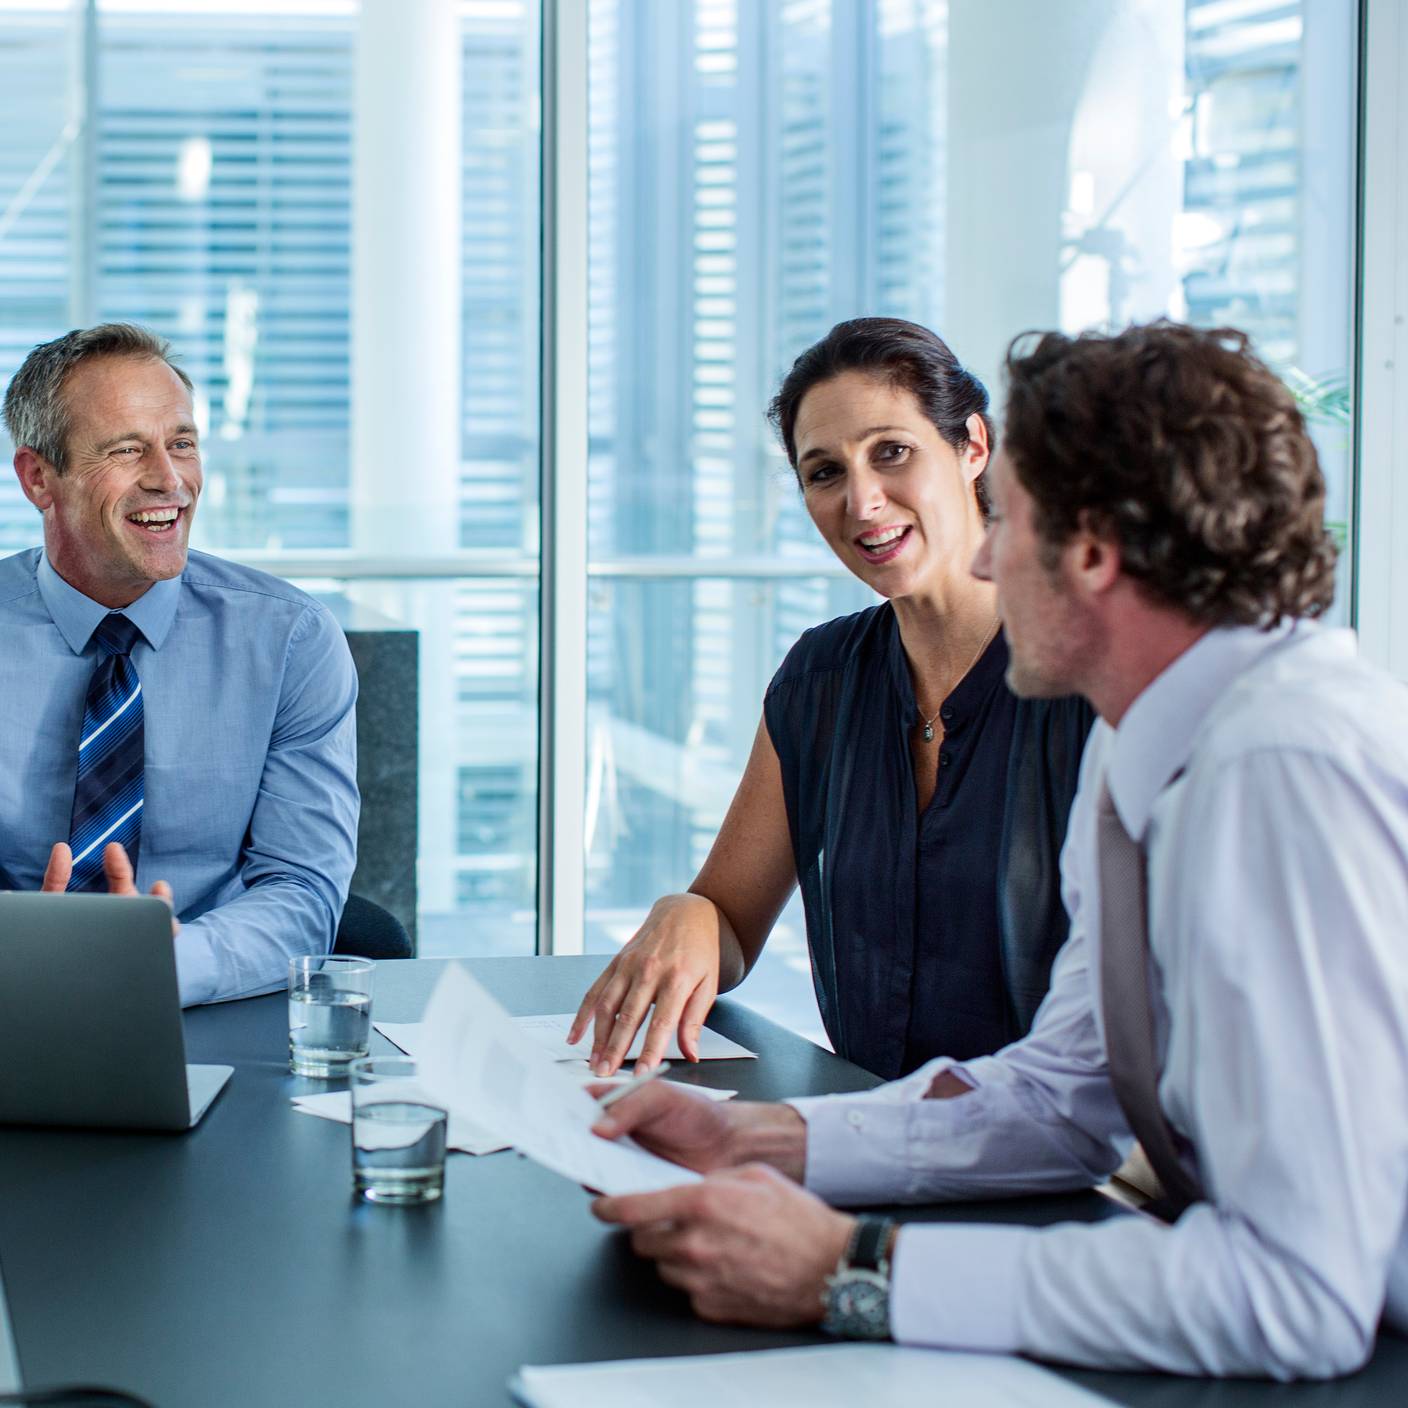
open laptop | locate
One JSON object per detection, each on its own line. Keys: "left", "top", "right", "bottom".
{"left": 0, "top": 892, "right": 232, "bottom": 1131}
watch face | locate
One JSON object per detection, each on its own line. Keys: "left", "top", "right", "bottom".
{"left": 824, "top": 1269, "right": 890, "bottom": 1340}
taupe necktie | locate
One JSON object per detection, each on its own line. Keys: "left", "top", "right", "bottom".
{"left": 1097, "top": 782, "right": 1203, "bottom": 1218}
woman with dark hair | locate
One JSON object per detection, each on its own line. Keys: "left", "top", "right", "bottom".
{"left": 571, "top": 318, "right": 1093, "bottom": 1081}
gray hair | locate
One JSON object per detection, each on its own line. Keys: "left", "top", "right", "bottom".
{"left": 2, "top": 323, "right": 194, "bottom": 472}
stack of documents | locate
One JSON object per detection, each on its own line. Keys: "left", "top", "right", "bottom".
{"left": 510, "top": 1344, "right": 1116, "bottom": 1407}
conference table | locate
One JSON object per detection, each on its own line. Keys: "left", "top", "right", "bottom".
{"left": 0, "top": 957, "right": 1404, "bottom": 1407}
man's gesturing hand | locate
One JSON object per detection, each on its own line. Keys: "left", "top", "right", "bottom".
{"left": 41, "top": 841, "right": 179, "bottom": 933}
{"left": 593, "top": 1166, "right": 854, "bottom": 1328}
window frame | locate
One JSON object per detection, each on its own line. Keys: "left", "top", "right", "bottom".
{"left": 1353, "top": 0, "right": 1408, "bottom": 679}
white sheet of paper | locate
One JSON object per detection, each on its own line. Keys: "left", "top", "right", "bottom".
{"left": 376, "top": 1022, "right": 738, "bottom": 1100}
{"left": 511, "top": 1344, "right": 1116, "bottom": 1408}
{"left": 415, "top": 964, "right": 702, "bottom": 1195}
{"left": 558, "top": 1063, "right": 737, "bottom": 1101}
{"left": 290, "top": 1089, "right": 509, "bottom": 1156}
{"left": 513, "top": 1013, "right": 757, "bottom": 1063}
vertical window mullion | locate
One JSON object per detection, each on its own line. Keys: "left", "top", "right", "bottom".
{"left": 1354, "top": 0, "right": 1408, "bottom": 678}
{"left": 538, "top": 0, "right": 590, "bottom": 954}
{"left": 70, "top": 0, "right": 99, "bottom": 326}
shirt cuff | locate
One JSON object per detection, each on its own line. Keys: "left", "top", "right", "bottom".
{"left": 890, "top": 1222, "right": 1029, "bottom": 1353}
{"left": 787, "top": 1096, "right": 919, "bottom": 1205}
{"left": 174, "top": 921, "right": 222, "bottom": 1006}
{"left": 787, "top": 1060, "right": 983, "bottom": 1205}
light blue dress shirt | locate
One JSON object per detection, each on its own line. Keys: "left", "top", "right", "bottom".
{"left": 791, "top": 623, "right": 1408, "bottom": 1380}
{"left": 0, "top": 547, "right": 359, "bottom": 1006}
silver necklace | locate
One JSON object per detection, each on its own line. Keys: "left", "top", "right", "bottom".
{"left": 914, "top": 619, "right": 1001, "bottom": 743}
{"left": 918, "top": 703, "right": 943, "bottom": 744}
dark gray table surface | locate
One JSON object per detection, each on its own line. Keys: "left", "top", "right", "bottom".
{"left": 0, "top": 957, "right": 1403, "bottom": 1406}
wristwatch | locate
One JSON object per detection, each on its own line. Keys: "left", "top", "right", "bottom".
{"left": 821, "top": 1216, "right": 895, "bottom": 1340}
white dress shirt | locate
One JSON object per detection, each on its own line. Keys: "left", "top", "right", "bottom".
{"left": 791, "top": 623, "right": 1408, "bottom": 1379}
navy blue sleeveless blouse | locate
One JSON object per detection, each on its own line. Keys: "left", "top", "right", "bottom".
{"left": 764, "top": 604, "right": 1093, "bottom": 1080}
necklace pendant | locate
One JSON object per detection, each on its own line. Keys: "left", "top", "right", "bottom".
{"left": 923, "top": 722, "right": 935, "bottom": 743}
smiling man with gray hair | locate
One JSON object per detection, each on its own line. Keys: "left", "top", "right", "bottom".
{"left": 0, "top": 323, "right": 359, "bottom": 1005}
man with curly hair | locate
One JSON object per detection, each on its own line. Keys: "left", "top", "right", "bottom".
{"left": 589, "top": 322, "right": 1408, "bottom": 1380}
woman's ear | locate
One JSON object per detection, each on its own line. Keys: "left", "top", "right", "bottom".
{"left": 961, "top": 412, "right": 990, "bottom": 482}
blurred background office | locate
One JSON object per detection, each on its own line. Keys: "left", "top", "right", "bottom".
{"left": 2, "top": 0, "right": 1398, "bottom": 1043}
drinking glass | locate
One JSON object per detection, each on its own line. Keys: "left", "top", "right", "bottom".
{"left": 288, "top": 954, "right": 374, "bottom": 1077}
{"left": 349, "top": 1056, "right": 448, "bottom": 1204}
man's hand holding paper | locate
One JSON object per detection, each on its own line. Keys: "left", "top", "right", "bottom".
{"left": 415, "top": 964, "right": 702, "bottom": 1196}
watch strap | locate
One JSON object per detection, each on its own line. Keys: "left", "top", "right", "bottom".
{"left": 847, "top": 1216, "right": 893, "bottom": 1273}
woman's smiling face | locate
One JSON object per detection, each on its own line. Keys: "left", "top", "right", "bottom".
{"left": 792, "top": 369, "right": 989, "bottom": 601}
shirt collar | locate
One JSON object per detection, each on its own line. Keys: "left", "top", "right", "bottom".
{"left": 1106, "top": 620, "right": 1300, "bottom": 842}
{"left": 36, "top": 551, "right": 183, "bottom": 655}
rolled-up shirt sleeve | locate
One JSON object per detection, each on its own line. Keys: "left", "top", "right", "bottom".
{"left": 174, "top": 604, "right": 358, "bottom": 1004}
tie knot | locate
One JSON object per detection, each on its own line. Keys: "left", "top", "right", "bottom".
{"left": 93, "top": 612, "right": 141, "bottom": 658}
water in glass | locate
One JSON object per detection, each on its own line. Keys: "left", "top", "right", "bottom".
{"left": 352, "top": 1101, "right": 448, "bottom": 1203}
{"left": 288, "top": 980, "right": 372, "bottom": 1076}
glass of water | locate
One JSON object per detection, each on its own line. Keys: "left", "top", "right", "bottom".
{"left": 288, "top": 955, "right": 374, "bottom": 1077}
{"left": 349, "top": 1056, "right": 448, "bottom": 1204}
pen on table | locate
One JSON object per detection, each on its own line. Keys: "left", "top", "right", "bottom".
{"left": 596, "top": 1061, "right": 671, "bottom": 1109}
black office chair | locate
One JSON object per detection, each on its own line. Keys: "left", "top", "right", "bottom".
{"left": 333, "top": 892, "right": 413, "bottom": 960}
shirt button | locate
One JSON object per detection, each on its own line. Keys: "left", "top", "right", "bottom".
{"left": 847, "top": 1111, "right": 864, "bottom": 1129}
{"left": 939, "top": 752, "right": 952, "bottom": 768}
{"left": 940, "top": 706, "right": 955, "bottom": 723}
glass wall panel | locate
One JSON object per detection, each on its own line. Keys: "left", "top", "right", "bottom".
{"left": 328, "top": 577, "right": 541, "bottom": 958}
{"left": 584, "top": 573, "right": 868, "bottom": 1042}
{"left": 0, "top": 0, "right": 543, "bottom": 954}
{"left": 586, "top": 0, "right": 1359, "bottom": 1037}
{"left": 0, "top": 0, "right": 1363, "bottom": 1006}
{"left": 95, "top": 3, "right": 356, "bottom": 550}
{"left": 0, "top": 1, "right": 77, "bottom": 547}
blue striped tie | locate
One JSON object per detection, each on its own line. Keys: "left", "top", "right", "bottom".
{"left": 67, "top": 612, "right": 145, "bottom": 892}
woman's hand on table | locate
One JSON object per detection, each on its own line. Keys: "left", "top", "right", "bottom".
{"left": 568, "top": 893, "right": 724, "bottom": 1076}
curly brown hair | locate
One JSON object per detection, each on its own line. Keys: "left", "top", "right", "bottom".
{"left": 1001, "top": 321, "right": 1338, "bottom": 626}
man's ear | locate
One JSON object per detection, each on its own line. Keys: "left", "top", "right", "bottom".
{"left": 14, "top": 447, "right": 56, "bottom": 512}
{"left": 1065, "top": 514, "right": 1122, "bottom": 599}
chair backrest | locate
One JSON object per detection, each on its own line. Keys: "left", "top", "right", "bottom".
{"left": 333, "top": 893, "right": 413, "bottom": 960}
